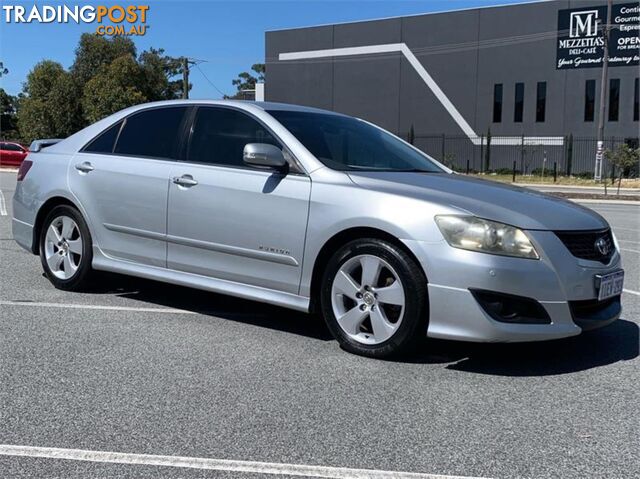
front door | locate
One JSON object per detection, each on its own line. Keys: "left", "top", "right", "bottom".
{"left": 166, "top": 106, "right": 311, "bottom": 294}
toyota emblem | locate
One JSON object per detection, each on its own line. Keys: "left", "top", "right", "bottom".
{"left": 595, "top": 237, "right": 610, "bottom": 256}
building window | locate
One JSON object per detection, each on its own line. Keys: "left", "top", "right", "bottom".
{"left": 634, "top": 78, "right": 639, "bottom": 122}
{"left": 608, "top": 79, "right": 620, "bottom": 122}
{"left": 514, "top": 82, "right": 524, "bottom": 123}
{"left": 584, "top": 80, "right": 595, "bottom": 122}
{"left": 536, "top": 81, "right": 546, "bottom": 122}
{"left": 493, "top": 84, "right": 503, "bottom": 123}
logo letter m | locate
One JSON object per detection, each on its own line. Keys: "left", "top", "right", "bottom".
{"left": 569, "top": 10, "right": 599, "bottom": 38}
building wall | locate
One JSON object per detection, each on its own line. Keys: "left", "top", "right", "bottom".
{"left": 265, "top": 0, "right": 639, "bottom": 141}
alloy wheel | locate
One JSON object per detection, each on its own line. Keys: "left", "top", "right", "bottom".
{"left": 330, "top": 254, "right": 405, "bottom": 345}
{"left": 44, "top": 215, "right": 83, "bottom": 280}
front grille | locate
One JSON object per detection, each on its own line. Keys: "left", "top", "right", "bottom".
{"left": 554, "top": 229, "right": 614, "bottom": 263}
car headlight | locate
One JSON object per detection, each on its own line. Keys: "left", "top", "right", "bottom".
{"left": 435, "top": 215, "right": 539, "bottom": 259}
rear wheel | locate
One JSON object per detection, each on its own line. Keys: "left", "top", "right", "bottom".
{"left": 320, "top": 238, "right": 427, "bottom": 358}
{"left": 39, "top": 205, "right": 94, "bottom": 291}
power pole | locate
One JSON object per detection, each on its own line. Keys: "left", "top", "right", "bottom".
{"left": 182, "top": 57, "right": 190, "bottom": 99}
{"left": 594, "top": 0, "right": 612, "bottom": 182}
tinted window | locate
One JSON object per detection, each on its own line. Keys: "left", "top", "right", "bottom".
{"left": 188, "top": 107, "right": 280, "bottom": 167}
{"left": 584, "top": 80, "right": 595, "bottom": 122}
{"left": 83, "top": 121, "right": 122, "bottom": 153}
{"left": 535, "top": 82, "right": 546, "bottom": 122}
{"left": 608, "top": 79, "right": 620, "bottom": 122}
{"left": 514, "top": 82, "right": 524, "bottom": 123}
{"left": 492, "top": 84, "right": 502, "bottom": 123}
{"left": 115, "top": 107, "right": 188, "bottom": 159}
{"left": 268, "top": 110, "right": 444, "bottom": 173}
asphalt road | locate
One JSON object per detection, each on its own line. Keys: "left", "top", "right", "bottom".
{"left": 1, "top": 170, "right": 639, "bottom": 479}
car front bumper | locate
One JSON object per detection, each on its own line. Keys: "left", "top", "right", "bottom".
{"left": 404, "top": 230, "right": 623, "bottom": 343}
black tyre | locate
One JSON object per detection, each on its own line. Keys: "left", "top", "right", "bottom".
{"left": 39, "top": 205, "right": 94, "bottom": 291}
{"left": 320, "top": 238, "right": 428, "bottom": 358}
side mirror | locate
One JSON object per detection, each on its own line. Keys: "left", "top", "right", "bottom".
{"left": 243, "top": 143, "right": 287, "bottom": 171}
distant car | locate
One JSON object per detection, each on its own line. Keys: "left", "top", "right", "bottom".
{"left": 0, "top": 141, "right": 28, "bottom": 167}
{"left": 12, "top": 100, "right": 624, "bottom": 358}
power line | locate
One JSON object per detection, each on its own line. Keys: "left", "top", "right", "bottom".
{"left": 194, "top": 63, "right": 227, "bottom": 98}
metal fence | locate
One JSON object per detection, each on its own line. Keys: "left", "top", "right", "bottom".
{"left": 409, "top": 134, "right": 639, "bottom": 178}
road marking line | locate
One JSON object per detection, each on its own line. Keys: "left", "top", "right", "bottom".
{"left": 621, "top": 248, "right": 640, "bottom": 254}
{"left": 624, "top": 289, "right": 640, "bottom": 297}
{"left": 0, "top": 445, "right": 488, "bottom": 479}
{"left": 0, "top": 189, "right": 7, "bottom": 216}
{"left": 612, "top": 226, "right": 640, "bottom": 232}
{"left": 0, "top": 300, "right": 196, "bottom": 315}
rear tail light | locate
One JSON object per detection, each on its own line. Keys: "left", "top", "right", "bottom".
{"left": 17, "top": 159, "right": 33, "bottom": 181}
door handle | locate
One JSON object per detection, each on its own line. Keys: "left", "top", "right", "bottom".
{"left": 75, "top": 161, "right": 94, "bottom": 173}
{"left": 172, "top": 175, "right": 198, "bottom": 187}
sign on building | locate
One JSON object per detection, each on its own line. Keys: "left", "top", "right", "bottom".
{"left": 556, "top": 2, "right": 640, "bottom": 69}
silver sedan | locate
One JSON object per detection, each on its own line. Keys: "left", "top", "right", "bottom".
{"left": 12, "top": 100, "right": 624, "bottom": 357}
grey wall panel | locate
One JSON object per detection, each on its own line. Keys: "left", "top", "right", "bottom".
{"left": 265, "top": 1, "right": 639, "bottom": 140}
{"left": 332, "top": 19, "right": 402, "bottom": 133}
{"left": 399, "top": 10, "right": 480, "bottom": 138}
{"left": 476, "top": 1, "right": 569, "bottom": 137}
{"left": 265, "top": 26, "right": 334, "bottom": 110}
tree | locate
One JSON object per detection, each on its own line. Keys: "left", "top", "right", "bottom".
{"left": 71, "top": 34, "right": 137, "bottom": 86}
{"left": 19, "top": 61, "right": 83, "bottom": 142}
{"left": 605, "top": 144, "right": 640, "bottom": 195}
{"left": 226, "top": 63, "right": 265, "bottom": 99}
{"left": 0, "top": 62, "right": 8, "bottom": 77}
{"left": 138, "top": 48, "right": 185, "bottom": 100}
{"left": 0, "top": 88, "right": 19, "bottom": 139}
{"left": 82, "top": 55, "right": 147, "bottom": 124}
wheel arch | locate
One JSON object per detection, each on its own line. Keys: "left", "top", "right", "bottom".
{"left": 32, "top": 196, "right": 82, "bottom": 255}
{"left": 308, "top": 226, "right": 427, "bottom": 313}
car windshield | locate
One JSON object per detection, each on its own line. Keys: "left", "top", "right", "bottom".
{"left": 267, "top": 110, "right": 444, "bottom": 173}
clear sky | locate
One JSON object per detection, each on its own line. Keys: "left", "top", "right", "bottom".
{"left": 1, "top": 0, "right": 529, "bottom": 98}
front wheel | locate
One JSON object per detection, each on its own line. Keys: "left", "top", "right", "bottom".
{"left": 40, "top": 205, "right": 94, "bottom": 291}
{"left": 320, "top": 238, "right": 428, "bottom": 358}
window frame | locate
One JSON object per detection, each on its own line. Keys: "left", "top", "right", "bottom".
{"left": 633, "top": 78, "right": 639, "bottom": 122}
{"left": 535, "top": 81, "right": 546, "bottom": 123}
{"left": 608, "top": 78, "right": 620, "bottom": 122}
{"left": 514, "top": 82, "right": 524, "bottom": 123}
{"left": 584, "top": 79, "right": 596, "bottom": 122}
{"left": 492, "top": 83, "right": 503, "bottom": 123}
{"left": 79, "top": 105, "right": 192, "bottom": 162}
{"left": 181, "top": 104, "right": 307, "bottom": 176}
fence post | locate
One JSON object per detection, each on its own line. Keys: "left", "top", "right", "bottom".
{"left": 480, "top": 136, "right": 484, "bottom": 174}
{"left": 520, "top": 134, "right": 525, "bottom": 174}
{"left": 512, "top": 161, "right": 516, "bottom": 182}
{"left": 566, "top": 133, "right": 573, "bottom": 176}
{"left": 466, "top": 159, "right": 470, "bottom": 175}
{"left": 553, "top": 161, "right": 557, "bottom": 182}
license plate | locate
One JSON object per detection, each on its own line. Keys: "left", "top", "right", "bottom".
{"left": 596, "top": 270, "right": 624, "bottom": 301}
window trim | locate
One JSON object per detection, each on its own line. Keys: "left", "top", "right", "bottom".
{"left": 78, "top": 104, "right": 192, "bottom": 162}
{"left": 180, "top": 104, "right": 308, "bottom": 176}
{"left": 78, "top": 103, "right": 308, "bottom": 176}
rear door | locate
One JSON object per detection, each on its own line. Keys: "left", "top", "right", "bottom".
{"left": 166, "top": 106, "right": 311, "bottom": 294}
{"left": 69, "top": 106, "right": 189, "bottom": 267}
